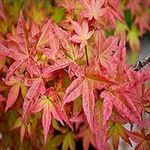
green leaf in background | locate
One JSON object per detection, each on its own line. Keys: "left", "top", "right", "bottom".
{"left": 3, "top": 0, "right": 24, "bottom": 17}
{"left": 107, "top": 122, "right": 132, "bottom": 150}
{"left": 53, "top": 134, "right": 64, "bottom": 147}
{"left": 11, "top": 117, "right": 22, "bottom": 130}
{"left": 62, "top": 131, "right": 76, "bottom": 150}
{"left": 52, "top": 7, "right": 65, "bottom": 23}
{"left": 105, "top": 29, "right": 114, "bottom": 37}
{"left": 32, "top": 7, "right": 45, "bottom": 25}
{"left": 128, "top": 51, "right": 139, "bottom": 64}
{"left": 46, "top": 134, "right": 64, "bottom": 150}
{"left": 127, "top": 25, "right": 140, "bottom": 52}
{"left": 7, "top": 110, "right": 18, "bottom": 129}
{"left": 115, "top": 20, "right": 128, "bottom": 35}
{"left": 3, "top": 134, "right": 12, "bottom": 148}
{"left": 0, "top": 20, "right": 8, "bottom": 33}
{"left": 124, "top": 9, "right": 132, "bottom": 29}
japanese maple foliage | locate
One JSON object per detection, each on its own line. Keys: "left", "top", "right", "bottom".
{"left": 0, "top": 0, "right": 150, "bottom": 150}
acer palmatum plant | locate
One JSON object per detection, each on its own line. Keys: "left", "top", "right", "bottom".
{"left": 0, "top": 0, "right": 150, "bottom": 150}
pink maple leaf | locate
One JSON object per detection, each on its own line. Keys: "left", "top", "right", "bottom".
{"left": 42, "top": 42, "right": 84, "bottom": 79}
{"left": 134, "top": 12, "right": 150, "bottom": 35}
{"left": 80, "top": 0, "right": 106, "bottom": 20}
{"left": 93, "top": 100, "right": 109, "bottom": 150}
{"left": 107, "top": 0, "right": 119, "bottom": 10}
{"left": 4, "top": 76, "right": 25, "bottom": 112}
{"left": 22, "top": 77, "right": 46, "bottom": 122}
{"left": 70, "top": 20, "right": 94, "bottom": 50}
{"left": 126, "top": 0, "right": 141, "bottom": 16}
{"left": 94, "top": 30, "right": 119, "bottom": 73}
{"left": 104, "top": 6, "right": 123, "bottom": 26}
{"left": 28, "top": 88, "right": 64, "bottom": 142}
{"left": 0, "top": 12, "right": 42, "bottom": 81}
{"left": 62, "top": 67, "right": 115, "bottom": 130}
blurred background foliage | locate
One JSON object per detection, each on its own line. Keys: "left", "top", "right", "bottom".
{"left": 0, "top": 0, "right": 65, "bottom": 35}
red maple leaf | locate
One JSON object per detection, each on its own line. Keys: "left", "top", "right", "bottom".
{"left": 128, "top": 129, "right": 150, "bottom": 150}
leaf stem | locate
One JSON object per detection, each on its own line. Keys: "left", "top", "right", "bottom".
{"left": 85, "top": 46, "right": 89, "bottom": 66}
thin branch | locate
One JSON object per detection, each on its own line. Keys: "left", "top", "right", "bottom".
{"left": 85, "top": 46, "right": 89, "bottom": 66}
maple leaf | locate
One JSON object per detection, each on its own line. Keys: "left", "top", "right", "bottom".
{"left": 30, "top": 20, "right": 40, "bottom": 37}
{"left": 22, "top": 77, "right": 46, "bottom": 121}
{"left": 0, "top": 12, "right": 42, "bottom": 81}
{"left": 107, "top": 122, "right": 132, "bottom": 150}
{"left": 42, "top": 41, "right": 83, "bottom": 79}
{"left": 42, "top": 25, "right": 84, "bottom": 78}
{"left": 94, "top": 30, "right": 119, "bottom": 72}
{"left": 70, "top": 20, "right": 94, "bottom": 50}
{"left": 107, "top": 0, "right": 119, "bottom": 10}
{"left": 127, "top": 25, "right": 140, "bottom": 52}
{"left": 25, "top": 77, "right": 45, "bottom": 102}
{"left": 126, "top": 0, "right": 141, "bottom": 16}
{"left": 93, "top": 100, "right": 109, "bottom": 150}
{"left": 70, "top": 111, "right": 85, "bottom": 124}
{"left": 62, "top": 76, "right": 94, "bottom": 130}
{"left": 30, "top": 93, "right": 64, "bottom": 142}
{"left": 39, "top": 21, "right": 60, "bottom": 60}
{"left": 127, "top": 129, "right": 150, "bottom": 150}
{"left": 62, "top": 131, "right": 76, "bottom": 150}
{"left": 109, "top": 32, "right": 127, "bottom": 78}
{"left": 62, "top": 40, "right": 83, "bottom": 62}
{"left": 5, "top": 81, "right": 20, "bottom": 112}
{"left": 5, "top": 77, "right": 26, "bottom": 112}
{"left": 134, "top": 12, "right": 150, "bottom": 35}
{"left": 94, "top": 33, "right": 149, "bottom": 128}
{"left": 80, "top": 0, "right": 106, "bottom": 20}
{"left": 62, "top": 67, "right": 115, "bottom": 130}
{"left": 42, "top": 30, "right": 81, "bottom": 78}
{"left": 101, "top": 90, "right": 142, "bottom": 127}
{"left": 42, "top": 57, "right": 70, "bottom": 78}
{"left": 124, "top": 70, "right": 150, "bottom": 115}
{"left": 26, "top": 87, "right": 73, "bottom": 142}
{"left": 104, "top": 6, "right": 123, "bottom": 26}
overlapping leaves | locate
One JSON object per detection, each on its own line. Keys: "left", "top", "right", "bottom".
{"left": 0, "top": 2, "right": 150, "bottom": 149}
